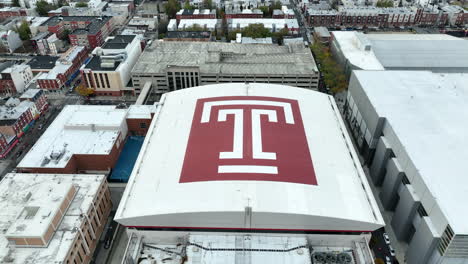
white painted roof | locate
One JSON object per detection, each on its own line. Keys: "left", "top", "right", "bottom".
{"left": 331, "top": 31, "right": 384, "bottom": 71}
{"left": 178, "top": 19, "right": 218, "bottom": 30}
{"left": 126, "top": 104, "right": 155, "bottom": 119}
{"left": 18, "top": 105, "right": 127, "bottom": 169}
{"left": 351, "top": 71, "right": 468, "bottom": 234}
{"left": 231, "top": 18, "right": 299, "bottom": 30}
{"left": 0, "top": 173, "right": 104, "bottom": 264}
{"left": 116, "top": 83, "right": 384, "bottom": 231}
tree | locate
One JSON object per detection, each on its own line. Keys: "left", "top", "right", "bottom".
{"left": 16, "top": 20, "right": 31, "bottom": 41}
{"left": 203, "top": 0, "right": 213, "bottom": 9}
{"left": 36, "top": 0, "right": 57, "bottom": 16}
{"left": 183, "top": 24, "right": 204, "bottom": 31}
{"left": 158, "top": 20, "right": 169, "bottom": 34}
{"left": 164, "top": 0, "right": 181, "bottom": 19}
{"left": 242, "top": 23, "right": 271, "bottom": 38}
{"left": 376, "top": 0, "right": 393, "bottom": 7}
{"left": 272, "top": 27, "right": 288, "bottom": 44}
{"left": 374, "top": 258, "right": 385, "bottom": 264}
{"left": 12, "top": 0, "right": 20, "bottom": 7}
{"left": 311, "top": 41, "right": 348, "bottom": 94}
{"left": 259, "top": 6, "right": 270, "bottom": 17}
{"left": 75, "top": 84, "right": 94, "bottom": 97}
{"left": 183, "top": 0, "right": 194, "bottom": 10}
{"left": 60, "top": 28, "right": 70, "bottom": 41}
{"left": 75, "top": 1, "right": 88, "bottom": 7}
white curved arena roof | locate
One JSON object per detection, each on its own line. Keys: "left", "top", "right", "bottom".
{"left": 115, "top": 83, "right": 384, "bottom": 232}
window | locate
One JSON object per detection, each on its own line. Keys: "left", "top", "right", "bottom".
{"left": 140, "top": 123, "right": 147, "bottom": 129}
{"left": 105, "top": 74, "right": 110, "bottom": 88}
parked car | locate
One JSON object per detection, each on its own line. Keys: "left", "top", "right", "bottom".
{"left": 389, "top": 245, "right": 396, "bottom": 256}
{"left": 38, "top": 124, "right": 43, "bottom": 130}
{"left": 385, "top": 256, "right": 392, "bottom": 264}
{"left": 383, "top": 233, "right": 391, "bottom": 244}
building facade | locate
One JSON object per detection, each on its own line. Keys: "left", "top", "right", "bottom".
{"left": 131, "top": 41, "right": 319, "bottom": 95}
{"left": 81, "top": 35, "right": 142, "bottom": 96}
{"left": 36, "top": 46, "right": 88, "bottom": 92}
{"left": 0, "top": 173, "right": 112, "bottom": 264}
{"left": 344, "top": 71, "right": 468, "bottom": 264}
{"left": 0, "top": 99, "right": 34, "bottom": 138}
{"left": 39, "top": 16, "right": 114, "bottom": 49}
{"left": 0, "top": 63, "right": 33, "bottom": 95}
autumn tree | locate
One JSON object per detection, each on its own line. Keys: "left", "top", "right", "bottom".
{"left": 272, "top": 28, "right": 288, "bottom": 44}
{"left": 36, "top": 0, "right": 57, "bottom": 16}
{"left": 75, "top": 84, "right": 94, "bottom": 97}
{"left": 311, "top": 41, "right": 348, "bottom": 94}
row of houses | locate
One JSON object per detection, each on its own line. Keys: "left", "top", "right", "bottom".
{"left": 304, "top": 5, "right": 467, "bottom": 28}
{"left": 0, "top": 89, "right": 47, "bottom": 157}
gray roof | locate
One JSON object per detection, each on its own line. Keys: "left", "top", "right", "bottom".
{"left": 132, "top": 41, "right": 318, "bottom": 75}
{"left": 370, "top": 39, "right": 468, "bottom": 70}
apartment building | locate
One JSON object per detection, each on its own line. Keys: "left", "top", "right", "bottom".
{"left": 230, "top": 18, "right": 300, "bottom": 33}
{"left": 0, "top": 62, "right": 33, "bottom": 95}
{"left": 225, "top": 8, "right": 263, "bottom": 19}
{"left": 39, "top": 16, "right": 114, "bottom": 49}
{"left": 0, "top": 99, "right": 34, "bottom": 138}
{"left": 0, "top": 7, "right": 28, "bottom": 18}
{"left": 0, "top": 173, "right": 112, "bottom": 264}
{"left": 131, "top": 41, "right": 319, "bottom": 94}
{"left": 176, "top": 9, "right": 216, "bottom": 21}
{"left": 81, "top": 35, "right": 142, "bottom": 96}
{"left": 441, "top": 5, "right": 468, "bottom": 27}
{"left": 31, "top": 32, "right": 63, "bottom": 55}
{"left": 36, "top": 46, "right": 88, "bottom": 92}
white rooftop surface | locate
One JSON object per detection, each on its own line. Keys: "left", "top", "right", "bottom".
{"left": 116, "top": 83, "right": 384, "bottom": 231}
{"left": 19, "top": 88, "right": 41, "bottom": 99}
{"left": 331, "top": 31, "right": 384, "bottom": 70}
{"left": 178, "top": 19, "right": 218, "bottom": 29}
{"left": 0, "top": 173, "right": 104, "bottom": 264}
{"left": 18, "top": 105, "right": 127, "bottom": 169}
{"left": 231, "top": 18, "right": 299, "bottom": 30}
{"left": 351, "top": 71, "right": 468, "bottom": 234}
{"left": 126, "top": 104, "right": 155, "bottom": 119}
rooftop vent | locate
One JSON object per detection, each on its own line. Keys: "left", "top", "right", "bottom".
{"left": 21, "top": 206, "right": 40, "bottom": 220}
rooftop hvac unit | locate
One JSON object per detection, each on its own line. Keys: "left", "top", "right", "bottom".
{"left": 326, "top": 253, "right": 337, "bottom": 263}
{"left": 313, "top": 252, "right": 326, "bottom": 263}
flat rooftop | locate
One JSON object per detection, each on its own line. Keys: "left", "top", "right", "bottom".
{"left": 165, "top": 31, "right": 211, "bottom": 39}
{"left": 27, "top": 56, "right": 59, "bottom": 70}
{"left": 0, "top": 173, "right": 105, "bottom": 264}
{"left": 41, "top": 16, "right": 112, "bottom": 35}
{"left": 18, "top": 105, "right": 128, "bottom": 169}
{"left": 351, "top": 70, "right": 468, "bottom": 234}
{"left": 332, "top": 31, "right": 468, "bottom": 71}
{"left": 19, "top": 88, "right": 42, "bottom": 99}
{"left": 116, "top": 83, "right": 384, "bottom": 231}
{"left": 132, "top": 41, "right": 318, "bottom": 75}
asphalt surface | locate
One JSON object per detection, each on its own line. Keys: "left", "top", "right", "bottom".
{"left": 372, "top": 228, "right": 398, "bottom": 263}
{"left": 290, "top": 0, "right": 312, "bottom": 43}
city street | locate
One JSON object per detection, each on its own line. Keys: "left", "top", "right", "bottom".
{"left": 290, "top": 0, "right": 312, "bottom": 43}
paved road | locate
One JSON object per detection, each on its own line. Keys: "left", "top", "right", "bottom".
{"left": 290, "top": 0, "right": 312, "bottom": 43}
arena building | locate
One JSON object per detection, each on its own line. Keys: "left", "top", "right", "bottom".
{"left": 115, "top": 83, "right": 384, "bottom": 264}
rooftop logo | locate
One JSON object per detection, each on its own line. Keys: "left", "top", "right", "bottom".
{"left": 180, "top": 96, "right": 317, "bottom": 185}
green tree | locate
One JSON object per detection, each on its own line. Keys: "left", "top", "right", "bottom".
{"left": 12, "top": 0, "right": 20, "bottom": 7}
{"left": 164, "top": 0, "right": 181, "bottom": 19}
{"left": 376, "top": 0, "right": 393, "bottom": 7}
{"left": 60, "top": 28, "right": 70, "bottom": 41}
{"left": 311, "top": 41, "right": 348, "bottom": 94}
{"left": 269, "top": 0, "right": 282, "bottom": 14}
{"left": 36, "top": 0, "right": 57, "bottom": 16}
{"left": 241, "top": 23, "right": 271, "bottom": 38}
{"left": 16, "top": 20, "right": 31, "bottom": 40}
{"left": 272, "top": 27, "right": 288, "bottom": 44}
{"left": 183, "top": 0, "right": 194, "bottom": 10}
{"left": 259, "top": 6, "right": 270, "bottom": 17}
{"left": 75, "top": 1, "right": 88, "bottom": 7}
{"left": 203, "top": 0, "right": 213, "bottom": 8}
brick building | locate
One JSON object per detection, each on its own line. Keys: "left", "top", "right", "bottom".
{"left": 0, "top": 62, "right": 33, "bottom": 95}
{"left": 27, "top": 55, "right": 59, "bottom": 74}
{"left": 19, "top": 89, "right": 48, "bottom": 118}
{"left": 0, "top": 99, "right": 34, "bottom": 139}
{"left": 0, "top": 7, "right": 27, "bottom": 18}
{"left": 0, "top": 173, "right": 112, "bottom": 264}
{"left": 306, "top": 6, "right": 448, "bottom": 28}
{"left": 125, "top": 105, "right": 155, "bottom": 136}
{"left": 272, "top": 6, "right": 295, "bottom": 19}
{"left": 225, "top": 8, "right": 263, "bottom": 19}
{"left": 442, "top": 5, "right": 468, "bottom": 27}
{"left": 36, "top": 46, "right": 88, "bottom": 92}
{"left": 39, "top": 16, "right": 114, "bottom": 49}
{"left": 17, "top": 105, "right": 154, "bottom": 174}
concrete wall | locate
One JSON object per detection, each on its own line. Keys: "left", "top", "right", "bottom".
{"left": 391, "top": 184, "right": 420, "bottom": 242}
{"left": 380, "top": 157, "right": 404, "bottom": 211}
{"left": 369, "top": 136, "right": 392, "bottom": 186}
{"left": 406, "top": 217, "right": 439, "bottom": 264}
